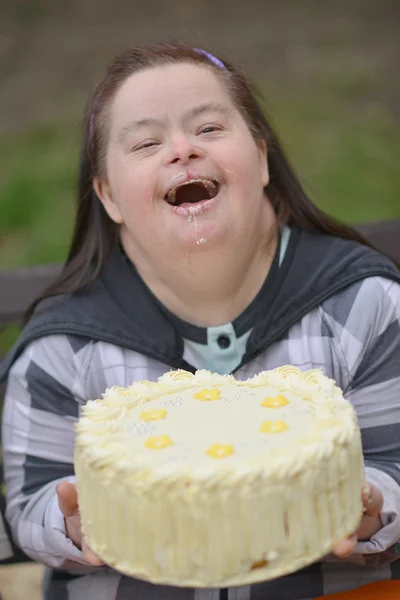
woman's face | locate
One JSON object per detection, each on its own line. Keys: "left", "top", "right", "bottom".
{"left": 95, "top": 63, "right": 270, "bottom": 263}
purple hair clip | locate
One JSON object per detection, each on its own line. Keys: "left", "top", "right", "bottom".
{"left": 194, "top": 48, "right": 226, "bottom": 69}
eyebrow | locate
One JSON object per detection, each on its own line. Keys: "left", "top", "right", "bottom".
{"left": 116, "top": 101, "right": 230, "bottom": 145}
{"left": 183, "top": 101, "right": 230, "bottom": 121}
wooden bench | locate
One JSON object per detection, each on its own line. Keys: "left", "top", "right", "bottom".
{"left": 0, "top": 219, "right": 399, "bottom": 566}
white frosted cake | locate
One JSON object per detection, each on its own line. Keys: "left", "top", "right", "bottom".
{"left": 75, "top": 366, "right": 364, "bottom": 587}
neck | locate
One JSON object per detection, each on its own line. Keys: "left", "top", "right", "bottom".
{"left": 125, "top": 217, "right": 278, "bottom": 328}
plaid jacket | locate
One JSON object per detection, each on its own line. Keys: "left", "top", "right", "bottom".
{"left": 2, "top": 230, "right": 400, "bottom": 599}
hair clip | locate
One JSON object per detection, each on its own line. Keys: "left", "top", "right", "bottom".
{"left": 194, "top": 48, "right": 226, "bottom": 69}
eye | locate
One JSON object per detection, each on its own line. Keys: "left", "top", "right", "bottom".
{"left": 133, "top": 140, "right": 159, "bottom": 151}
{"left": 199, "top": 125, "right": 222, "bottom": 135}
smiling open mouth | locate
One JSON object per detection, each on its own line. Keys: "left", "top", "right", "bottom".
{"left": 165, "top": 179, "right": 219, "bottom": 206}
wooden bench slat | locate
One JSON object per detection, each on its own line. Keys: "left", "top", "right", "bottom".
{"left": 0, "top": 220, "right": 398, "bottom": 328}
{"left": 0, "top": 265, "right": 61, "bottom": 327}
{"left": 356, "top": 220, "right": 399, "bottom": 262}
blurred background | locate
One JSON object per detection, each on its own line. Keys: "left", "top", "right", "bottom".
{"left": 0, "top": 3, "right": 399, "bottom": 595}
{"left": 0, "top": 0, "right": 399, "bottom": 272}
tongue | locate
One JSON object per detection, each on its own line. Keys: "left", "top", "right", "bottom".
{"left": 175, "top": 183, "right": 209, "bottom": 205}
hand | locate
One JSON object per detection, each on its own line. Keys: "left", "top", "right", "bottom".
{"left": 56, "top": 481, "right": 104, "bottom": 566}
{"left": 332, "top": 481, "right": 384, "bottom": 558}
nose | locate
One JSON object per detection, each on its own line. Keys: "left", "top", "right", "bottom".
{"left": 164, "top": 132, "right": 204, "bottom": 166}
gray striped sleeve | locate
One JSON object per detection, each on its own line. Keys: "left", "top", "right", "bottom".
{"left": 322, "top": 277, "right": 400, "bottom": 557}
{"left": 2, "top": 334, "right": 100, "bottom": 572}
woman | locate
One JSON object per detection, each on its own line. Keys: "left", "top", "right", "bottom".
{"left": 1, "top": 42, "right": 400, "bottom": 600}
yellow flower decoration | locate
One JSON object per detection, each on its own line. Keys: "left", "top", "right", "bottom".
{"left": 194, "top": 388, "right": 221, "bottom": 401}
{"left": 261, "top": 395, "right": 289, "bottom": 408}
{"left": 140, "top": 409, "right": 167, "bottom": 421}
{"left": 144, "top": 435, "right": 173, "bottom": 450}
{"left": 205, "top": 443, "right": 235, "bottom": 459}
{"left": 260, "top": 420, "right": 288, "bottom": 434}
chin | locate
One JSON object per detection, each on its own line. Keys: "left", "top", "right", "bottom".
{"left": 189, "top": 225, "right": 232, "bottom": 251}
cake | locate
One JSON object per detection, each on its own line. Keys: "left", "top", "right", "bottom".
{"left": 74, "top": 366, "right": 364, "bottom": 587}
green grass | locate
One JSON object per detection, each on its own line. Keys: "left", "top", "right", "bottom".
{"left": 0, "top": 76, "right": 399, "bottom": 275}
{"left": 0, "top": 123, "right": 78, "bottom": 269}
{"left": 260, "top": 73, "right": 400, "bottom": 223}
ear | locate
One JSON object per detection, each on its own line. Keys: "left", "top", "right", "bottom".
{"left": 93, "top": 177, "right": 123, "bottom": 224}
{"left": 257, "top": 139, "right": 269, "bottom": 188}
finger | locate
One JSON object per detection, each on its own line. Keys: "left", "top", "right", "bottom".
{"left": 82, "top": 539, "right": 105, "bottom": 566}
{"left": 56, "top": 481, "right": 79, "bottom": 518}
{"left": 332, "top": 533, "right": 358, "bottom": 558}
{"left": 361, "top": 482, "right": 383, "bottom": 517}
{"left": 356, "top": 513, "right": 383, "bottom": 541}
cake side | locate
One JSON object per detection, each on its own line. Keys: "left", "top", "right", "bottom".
{"left": 75, "top": 366, "right": 364, "bottom": 587}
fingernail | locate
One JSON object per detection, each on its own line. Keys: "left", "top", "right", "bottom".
{"left": 362, "top": 482, "right": 373, "bottom": 506}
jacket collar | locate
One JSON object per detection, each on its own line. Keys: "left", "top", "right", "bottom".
{"left": 1, "top": 227, "right": 399, "bottom": 382}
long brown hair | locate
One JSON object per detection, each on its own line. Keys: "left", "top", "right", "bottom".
{"left": 26, "top": 41, "right": 379, "bottom": 320}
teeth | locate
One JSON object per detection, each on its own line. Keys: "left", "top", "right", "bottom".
{"left": 166, "top": 179, "right": 216, "bottom": 204}
{"left": 202, "top": 180, "right": 217, "bottom": 196}
{"left": 167, "top": 188, "right": 176, "bottom": 204}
